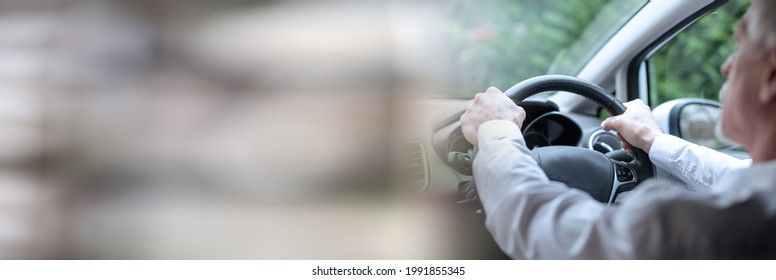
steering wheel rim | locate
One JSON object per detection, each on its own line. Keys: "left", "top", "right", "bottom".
{"left": 505, "top": 75, "right": 626, "bottom": 115}
{"left": 502, "top": 75, "right": 653, "bottom": 204}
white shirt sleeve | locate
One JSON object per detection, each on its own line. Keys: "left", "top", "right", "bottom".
{"left": 648, "top": 134, "right": 750, "bottom": 192}
{"left": 474, "top": 120, "right": 635, "bottom": 259}
{"left": 473, "top": 120, "right": 776, "bottom": 259}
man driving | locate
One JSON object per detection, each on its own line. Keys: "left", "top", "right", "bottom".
{"left": 460, "top": 0, "right": 776, "bottom": 259}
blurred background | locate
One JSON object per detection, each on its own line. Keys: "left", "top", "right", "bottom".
{"left": 0, "top": 0, "right": 746, "bottom": 259}
{"left": 0, "top": 0, "right": 499, "bottom": 259}
{"left": 0, "top": 0, "right": 417, "bottom": 259}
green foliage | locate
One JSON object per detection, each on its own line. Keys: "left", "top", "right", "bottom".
{"left": 441, "top": 0, "right": 646, "bottom": 97}
{"left": 441, "top": 0, "right": 749, "bottom": 104}
{"left": 648, "top": 1, "right": 750, "bottom": 105}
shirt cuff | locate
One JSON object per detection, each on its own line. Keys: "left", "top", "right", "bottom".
{"left": 648, "top": 133, "right": 684, "bottom": 167}
{"left": 477, "top": 120, "right": 522, "bottom": 146}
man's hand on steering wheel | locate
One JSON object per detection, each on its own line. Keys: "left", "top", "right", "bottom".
{"left": 461, "top": 87, "right": 526, "bottom": 146}
{"left": 600, "top": 99, "right": 664, "bottom": 155}
{"left": 458, "top": 75, "right": 654, "bottom": 204}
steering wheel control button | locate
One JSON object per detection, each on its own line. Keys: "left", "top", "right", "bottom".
{"left": 615, "top": 163, "right": 635, "bottom": 182}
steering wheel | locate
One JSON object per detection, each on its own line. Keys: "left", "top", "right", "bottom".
{"left": 500, "top": 75, "right": 653, "bottom": 204}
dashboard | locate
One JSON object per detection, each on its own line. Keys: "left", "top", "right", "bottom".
{"left": 430, "top": 98, "right": 614, "bottom": 171}
{"left": 522, "top": 112, "right": 582, "bottom": 149}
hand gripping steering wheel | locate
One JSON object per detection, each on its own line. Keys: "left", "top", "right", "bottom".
{"left": 501, "top": 75, "right": 653, "bottom": 204}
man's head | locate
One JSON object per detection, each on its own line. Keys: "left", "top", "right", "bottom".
{"left": 747, "top": 0, "right": 776, "bottom": 53}
{"left": 718, "top": 0, "right": 776, "bottom": 161}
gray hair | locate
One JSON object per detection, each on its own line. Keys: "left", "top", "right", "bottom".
{"left": 749, "top": 0, "right": 776, "bottom": 52}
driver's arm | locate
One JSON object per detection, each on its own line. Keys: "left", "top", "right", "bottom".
{"left": 601, "top": 100, "right": 750, "bottom": 192}
{"left": 475, "top": 119, "right": 766, "bottom": 259}
{"left": 648, "top": 133, "right": 750, "bottom": 191}
{"left": 464, "top": 90, "right": 752, "bottom": 259}
{"left": 462, "top": 87, "right": 637, "bottom": 259}
{"left": 474, "top": 120, "right": 635, "bottom": 259}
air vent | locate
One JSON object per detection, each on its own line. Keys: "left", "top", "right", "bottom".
{"left": 588, "top": 130, "right": 622, "bottom": 154}
{"left": 400, "top": 140, "right": 429, "bottom": 192}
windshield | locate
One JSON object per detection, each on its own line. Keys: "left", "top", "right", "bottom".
{"left": 391, "top": 0, "right": 648, "bottom": 98}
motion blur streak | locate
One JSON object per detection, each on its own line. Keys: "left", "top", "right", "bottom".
{"left": 0, "top": 0, "right": 474, "bottom": 258}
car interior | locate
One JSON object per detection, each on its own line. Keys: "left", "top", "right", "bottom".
{"left": 0, "top": 0, "right": 754, "bottom": 259}
{"left": 396, "top": 0, "right": 752, "bottom": 258}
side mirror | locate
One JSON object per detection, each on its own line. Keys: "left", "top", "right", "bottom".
{"left": 652, "top": 98, "right": 729, "bottom": 149}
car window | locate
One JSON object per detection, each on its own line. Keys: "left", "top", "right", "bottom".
{"left": 647, "top": 1, "right": 750, "bottom": 106}
{"left": 440, "top": 0, "right": 647, "bottom": 98}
